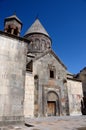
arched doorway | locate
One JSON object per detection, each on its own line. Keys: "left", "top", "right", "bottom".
{"left": 47, "top": 91, "right": 59, "bottom": 116}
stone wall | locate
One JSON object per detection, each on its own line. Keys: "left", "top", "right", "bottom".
{"left": 0, "top": 33, "right": 28, "bottom": 125}
{"left": 33, "top": 51, "right": 68, "bottom": 116}
{"left": 24, "top": 73, "right": 34, "bottom": 117}
{"left": 78, "top": 68, "right": 86, "bottom": 96}
{"left": 67, "top": 78, "right": 83, "bottom": 115}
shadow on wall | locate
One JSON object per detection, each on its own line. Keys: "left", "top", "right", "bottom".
{"left": 81, "top": 97, "right": 86, "bottom": 115}
{"left": 78, "top": 127, "right": 86, "bottom": 130}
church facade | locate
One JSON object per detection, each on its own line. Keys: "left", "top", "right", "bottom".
{"left": 0, "top": 14, "right": 85, "bottom": 124}
{"left": 23, "top": 17, "right": 83, "bottom": 117}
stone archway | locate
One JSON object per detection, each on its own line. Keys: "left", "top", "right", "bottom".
{"left": 47, "top": 91, "right": 60, "bottom": 116}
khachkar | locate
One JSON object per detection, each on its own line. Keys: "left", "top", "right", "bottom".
{"left": 0, "top": 14, "right": 28, "bottom": 126}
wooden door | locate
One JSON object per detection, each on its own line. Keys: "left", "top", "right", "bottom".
{"left": 47, "top": 101, "right": 56, "bottom": 116}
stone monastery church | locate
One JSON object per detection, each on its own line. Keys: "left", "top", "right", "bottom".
{"left": 0, "top": 14, "right": 86, "bottom": 124}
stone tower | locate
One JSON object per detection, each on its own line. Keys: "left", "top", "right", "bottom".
{"left": 24, "top": 18, "right": 52, "bottom": 54}
{"left": 4, "top": 14, "right": 22, "bottom": 36}
{"left": 0, "top": 14, "right": 28, "bottom": 125}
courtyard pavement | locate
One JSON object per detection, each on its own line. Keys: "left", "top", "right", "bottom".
{"left": 1, "top": 115, "right": 86, "bottom": 130}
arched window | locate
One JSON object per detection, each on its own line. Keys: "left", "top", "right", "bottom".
{"left": 41, "top": 39, "right": 46, "bottom": 50}
{"left": 48, "top": 64, "right": 56, "bottom": 79}
{"left": 35, "top": 39, "right": 40, "bottom": 50}
{"left": 7, "top": 25, "right": 11, "bottom": 33}
{"left": 14, "top": 27, "right": 18, "bottom": 36}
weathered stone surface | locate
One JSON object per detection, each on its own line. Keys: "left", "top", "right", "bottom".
{"left": 25, "top": 33, "right": 51, "bottom": 53}
{"left": 25, "top": 49, "right": 68, "bottom": 117}
{"left": 0, "top": 15, "right": 84, "bottom": 123}
{"left": 24, "top": 18, "right": 84, "bottom": 118}
{"left": 67, "top": 78, "right": 83, "bottom": 115}
{"left": 24, "top": 73, "right": 34, "bottom": 117}
{"left": 0, "top": 34, "right": 28, "bottom": 124}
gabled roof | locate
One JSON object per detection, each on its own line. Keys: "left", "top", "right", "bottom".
{"left": 74, "top": 66, "right": 86, "bottom": 78}
{"left": 5, "top": 14, "right": 22, "bottom": 25}
{"left": 24, "top": 19, "right": 50, "bottom": 37}
{"left": 33, "top": 49, "right": 67, "bottom": 69}
{"left": 80, "top": 67, "right": 86, "bottom": 72}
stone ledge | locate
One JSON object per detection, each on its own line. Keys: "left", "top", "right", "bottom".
{"left": 0, "top": 121, "right": 24, "bottom": 126}
{"left": 0, "top": 116, "right": 24, "bottom": 127}
{"left": 0, "top": 125, "right": 23, "bottom": 130}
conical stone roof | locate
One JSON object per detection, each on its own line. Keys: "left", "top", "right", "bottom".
{"left": 25, "top": 19, "right": 50, "bottom": 37}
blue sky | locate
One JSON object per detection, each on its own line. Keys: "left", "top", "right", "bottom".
{"left": 0, "top": 0, "right": 86, "bottom": 74}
